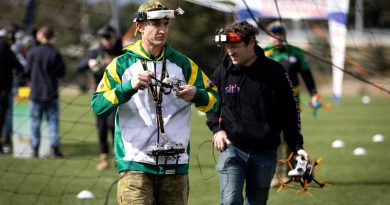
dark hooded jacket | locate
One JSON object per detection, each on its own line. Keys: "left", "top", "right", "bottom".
{"left": 76, "top": 37, "right": 123, "bottom": 88}
{"left": 0, "top": 37, "right": 23, "bottom": 93}
{"left": 206, "top": 46, "right": 304, "bottom": 152}
{"left": 25, "top": 43, "right": 66, "bottom": 102}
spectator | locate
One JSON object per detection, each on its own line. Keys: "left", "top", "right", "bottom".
{"left": 25, "top": 26, "right": 66, "bottom": 158}
{"left": 76, "top": 25, "right": 123, "bottom": 170}
{"left": 3, "top": 25, "right": 32, "bottom": 154}
{"left": 0, "top": 26, "right": 23, "bottom": 154}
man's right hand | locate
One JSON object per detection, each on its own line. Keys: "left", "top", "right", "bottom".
{"left": 213, "top": 130, "right": 230, "bottom": 152}
{"left": 131, "top": 70, "right": 155, "bottom": 90}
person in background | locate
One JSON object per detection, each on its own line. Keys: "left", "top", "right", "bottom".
{"left": 206, "top": 20, "right": 309, "bottom": 205}
{"left": 76, "top": 25, "right": 123, "bottom": 170}
{"left": 3, "top": 24, "right": 33, "bottom": 154}
{"left": 263, "top": 21, "right": 319, "bottom": 186}
{"left": 0, "top": 26, "right": 23, "bottom": 154}
{"left": 91, "top": 1, "right": 218, "bottom": 204}
{"left": 25, "top": 26, "right": 66, "bottom": 158}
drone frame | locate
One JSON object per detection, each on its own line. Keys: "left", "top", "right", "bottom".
{"left": 276, "top": 153, "right": 331, "bottom": 196}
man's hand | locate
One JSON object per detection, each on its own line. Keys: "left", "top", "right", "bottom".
{"left": 212, "top": 130, "right": 230, "bottom": 152}
{"left": 175, "top": 85, "right": 196, "bottom": 102}
{"left": 311, "top": 93, "right": 321, "bottom": 108}
{"left": 297, "top": 149, "right": 310, "bottom": 161}
{"left": 131, "top": 70, "right": 155, "bottom": 90}
{"left": 88, "top": 59, "right": 98, "bottom": 69}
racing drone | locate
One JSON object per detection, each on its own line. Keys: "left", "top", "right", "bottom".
{"left": 276, "top": 153, "right": 331, "bottom": 196}
{"left": 150, "top": 75, "right": 184, "bottom": 95}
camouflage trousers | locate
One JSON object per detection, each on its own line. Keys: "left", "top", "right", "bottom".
{"left": 117, "top": 171, "right": 189, "bottom": 205}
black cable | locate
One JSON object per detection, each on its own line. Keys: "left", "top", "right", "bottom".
{"left": 195, "top": 140, "right": 218, "bottom": 180}
{"left": 272, "top": 0, "right": 288, "bottom": 43}
{"left": 103, "top": 178, "right": 119, "bottom": 205}
{"left": 240, "top": 0, "right": 283, "bottom": 41}
{"left": 301, "top": 49, "right": 390, "bottom": 94}
{"left": 241, "top": 0, "right": 390, "bottom": 95}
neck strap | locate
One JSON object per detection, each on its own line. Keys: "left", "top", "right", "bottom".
{"left": 140, "top": 58, "right": 167, "bottom": 144}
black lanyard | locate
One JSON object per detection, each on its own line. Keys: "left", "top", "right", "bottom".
{"left": 141, "top": 58, "right": 182, "bottom": 173}
{"left": 140, "top": 58, "right": 167, "bottom": 144}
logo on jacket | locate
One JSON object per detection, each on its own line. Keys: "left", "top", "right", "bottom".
{"left": 207, "top": 79, "right": 215, "bottom": 87}
{"left": 225, "top": 84, "right": 240, "bottom": 94}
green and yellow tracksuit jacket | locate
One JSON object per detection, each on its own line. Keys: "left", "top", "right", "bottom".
{"left": 91, "top": 40, "right": 218, "bottom": 175}
{"left": 264, "top": 44, "right": 317, "bottom": 98}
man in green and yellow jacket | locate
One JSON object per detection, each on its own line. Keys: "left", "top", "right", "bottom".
{"left": 91, "top": 1, "right": 218, "bottom": 204}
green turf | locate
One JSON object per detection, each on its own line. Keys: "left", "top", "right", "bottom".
{"left": 1, "top": 94, "right": 389, "bottom": 205}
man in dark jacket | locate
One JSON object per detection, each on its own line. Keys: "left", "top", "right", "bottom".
{"left": 0, "top": 28, "right": 23, "bottom": 153}
{"left": 25, "top": 26, "right": 66, "bottom": 158}
{"left": 206, "top": 21, "right": 309, "bottom": 205}
{"left": 264, "top": 21, "right": 319, "bottom": 101}
{"left": 76, "top": 25, "right": 123, "bottom": 170}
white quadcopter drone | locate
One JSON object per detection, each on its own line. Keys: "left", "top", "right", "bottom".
{"left": 277, "top": 153, "right": 331, "bottom": 196}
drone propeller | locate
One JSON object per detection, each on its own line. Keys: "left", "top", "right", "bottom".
{"left": 295, "top": 180, "right": 313, "bottom": 196}
{"left": 296, "top": 189, "right": 313, "bottom": 197}
{"left": 276, "top": 175, "right": 292, "bottom": 192}
{"left": 308, "top": 157, "right": 323, "bottom": 176}
{"left": 278, "top": 152, "right": 294, "bottom": 169}
{"left": 315, "top": 157, "right": 323, "bottom": 170}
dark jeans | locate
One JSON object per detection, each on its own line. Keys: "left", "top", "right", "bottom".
{"left": 4, "top": 91, "right": 14, "bottom": 143}
{"left": 0, "top": 92, "right": 9, "bottom": 146}
{"left": 97, "top": 111, "right": 115, "bottom": 154}
{"left": 29, "top": 99, "right": 60, "bottom": 149}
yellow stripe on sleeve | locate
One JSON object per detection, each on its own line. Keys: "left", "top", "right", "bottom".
{"left": 188, "top": 59, "right": 199, "bottom": 85}
{"left": 196, "top": 92, "right": 218, "bottom": 113}
{"left": 202, "top": 73, "right": 218, "bottom": 92}
{"left": 106, "top": 58, "right": 121, "bottom": 84}
{"left": 201, "top": 72, "right": 218, "bottom": 92}
{"left": 201, "top": 72, "right": 210, "bottom": 89}
{"left": 95, "top": 61, "right": 120, "bottom": 105}
{"left": 103, "top": 90, "right": 119, "bottom": 105}
{"left": 96, "top": 72, "right": 112, "bottom": 92}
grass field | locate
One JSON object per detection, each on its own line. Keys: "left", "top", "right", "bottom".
{"left": 0, "top": 93, "right": 389, "bottom": 205}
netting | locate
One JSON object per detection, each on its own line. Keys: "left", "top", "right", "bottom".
{"left": 0, "top": 0, "right": 389, "bottom": 205}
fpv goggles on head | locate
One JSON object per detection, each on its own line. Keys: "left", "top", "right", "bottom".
{"left": 214, "top": 29, "right": 242, "bottom": 47}
{"left": 133, "top": 7, "right": 184, "bottom": 22}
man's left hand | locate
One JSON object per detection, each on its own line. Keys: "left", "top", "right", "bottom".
{"left": 175, "top": 85, "right": 196, "bottom": 102}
